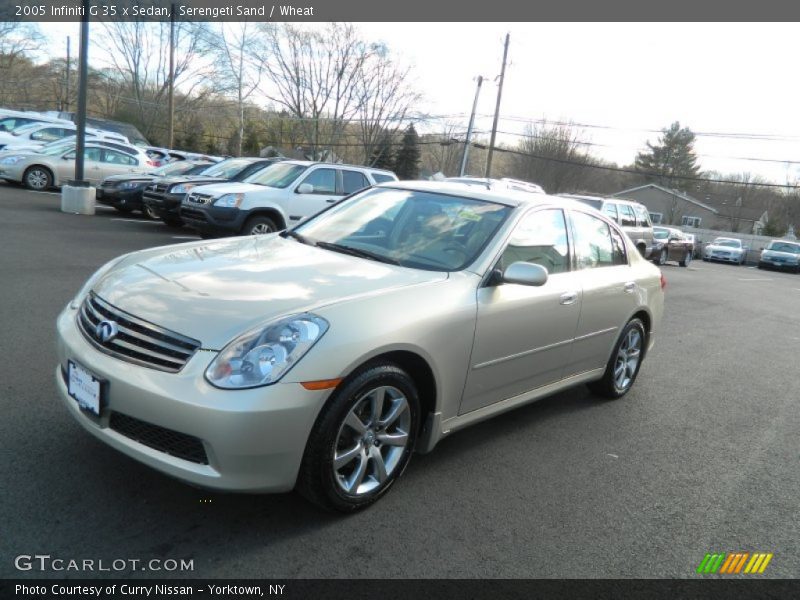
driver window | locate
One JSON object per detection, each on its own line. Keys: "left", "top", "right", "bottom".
{"left": 500, "top": 209, "right": 570, "bottom": 274}
{"left": 298, "top": 168, "right": 336, "bottom": 195}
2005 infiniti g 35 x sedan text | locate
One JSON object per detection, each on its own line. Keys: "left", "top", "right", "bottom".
{"left": 56, "top": 181, "right": 665, "bottom": 512}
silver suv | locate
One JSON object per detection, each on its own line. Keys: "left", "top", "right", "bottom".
{"left": 559, "top": 194, "right": 654, "bottom": 258}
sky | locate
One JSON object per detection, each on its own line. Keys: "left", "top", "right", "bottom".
{"left": 38, "top": 21, "right": 800, "bottom": 186}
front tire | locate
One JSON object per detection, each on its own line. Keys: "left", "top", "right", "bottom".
{"left": 23, "top": 166, "right": 53, "bottom": 191}
{"left": 679, "top": 250, "right": 691, "bottom": 267}
{"left": 142, "top": 204, "right": 160, "bottom": 220}
{"left": 296, "top": 364, "right": 420, "bottom": 512}
{"left": 587, "top": 318, "right": 646, "bottom": 400}
{"left": 243, "top": 215, "right": 278, "bottom": 236}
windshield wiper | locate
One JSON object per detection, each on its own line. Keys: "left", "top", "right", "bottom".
{"left": 282, "top": 230, "right": 315, "bottom": 246}
{"left": 315, "top": 241, "right": 401, "bottom": 265}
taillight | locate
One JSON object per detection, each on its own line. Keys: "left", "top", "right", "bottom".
{"left": 660, "top": 273, "right": 667, "bottom": 290}
{"left": 147, "top": 160, "right": 158, "bottom": 167}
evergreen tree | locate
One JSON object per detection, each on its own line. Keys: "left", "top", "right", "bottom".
{"left": 635, "top": 121, "right": 700, "bottom": 191}
{"left": 370, "top": 132, "right": 395, "bottom": 169}
{"left": 393, "top": 124, "right": 420, "bottom": 180}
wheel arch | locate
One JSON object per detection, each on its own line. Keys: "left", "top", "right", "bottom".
{"left": 241, "top": 206, "right": 288, "bottom": 232}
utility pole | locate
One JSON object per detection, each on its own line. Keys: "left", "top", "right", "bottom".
{"left": 73, "top": 7, "right": 89, "bottom": 184}
{"left": 459, "top": 75, "right": 483, "bottom": 177}
{"left": 167, "top": 3, "right": 176, "bottom": 149}
{"left": 65, "top": 36, "right": 71, "bottom": 112}
{"left": 485, "top": 33, "right": 509, "bottom": 178}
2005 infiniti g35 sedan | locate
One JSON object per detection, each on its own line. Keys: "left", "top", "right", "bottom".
{"left": 56, "top": 181, "right": 665, "bottom": 512}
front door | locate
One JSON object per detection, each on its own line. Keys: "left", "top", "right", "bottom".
{"left": 460, "top": 208, "right": 582, "bottom": 414}
{"left": 289, "top": 167, "right": 342, "bottom": 225}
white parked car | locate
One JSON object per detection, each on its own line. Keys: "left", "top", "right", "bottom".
{"left": 702, "top": 237, "right": 747, "bottom": 265}
{"left": 0, "top": 122, "right": 129, "bottom": 152}
{"left": 0, "top": 142, "right": 151, "bottom": 190}
{"left": 178, "top": 160, "right": 398, "bottom": 236}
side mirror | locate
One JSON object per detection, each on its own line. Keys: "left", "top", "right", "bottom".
{"left": 296, "top": 183, "right": 313, "bottom": 194}
{"left": 503, "top": 262, "right": 549, "bottom": 287}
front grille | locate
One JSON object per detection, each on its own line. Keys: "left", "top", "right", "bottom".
{"left": 180, "top": 208, "right": 208, "bottom": 222}
{"left": 146, "top": 183, "right": 169, "bottom": 195}
{"left": 185, "top": 193, "right": 214, "bottom": 205}
{"left": 109, "top": 412, "right": 208, "bottom": 464}
{"left": 77, "top": 293, "right": 200, "bottom": 373}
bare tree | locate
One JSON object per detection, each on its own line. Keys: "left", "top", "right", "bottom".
{"left": 97, "top": 21, "right": 210, "bottom": 140}
{"left": 513, "top": 121, "right": 593, "bottom": 193}
{"left": 260, "top": 23, "right": 371, "bottom": 159}
{"left": 203, "top": 23, "right": 265, "bottom": 156}
{"left": 420, "top": 122, "right": 464, "bottom": 176}
{"left": 354, "top": 44, "right": 420, "bottom": 165}
{"left": 0, "top": 21, "right": 45, "bottom": 107}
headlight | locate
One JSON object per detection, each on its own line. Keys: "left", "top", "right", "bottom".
{"left": 0, "top": 155, "right": 25, "bottom": 165}
{"left": 213, "top": 193, "right": 244, "bottom": 208}
{"left": 69, "top": 254, "right": 131, "bottom": 309}
{"left": 206, "top": 314, "right": 329, "bottom": 389}
{"left": 170, "top": 183, "right": 197, "bottom": 194}
{"left": 117, "top": 181, "right": 145, "bottom": 190}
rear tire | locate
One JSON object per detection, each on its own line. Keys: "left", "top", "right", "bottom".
{"left": 679, "top": 251, "right": 691, "bottom": 267}
{"left": 657, "top": 248, "right": 668, "bottom": 266}
{"left": 296, "top": 363, "right": 420, "bottom": 512}
{"left": 23, "top": 166, "right": 53, "bottom": 191}
{"left": 587, "top": 318, "right": 646, "bottom": 400}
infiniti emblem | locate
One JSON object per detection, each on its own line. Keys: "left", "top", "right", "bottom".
{"left": 95, "top": 320, "right": 119, "bottom": 343}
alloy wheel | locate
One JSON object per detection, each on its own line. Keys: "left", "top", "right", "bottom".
{"left": 613, "top": 328, "right": 642, "bottom": 392}
{"left": 333, "top": 385, "right": 411, "bottom": 496}
{"left": 251, "top": 222, "right": 275, "bottom": 235}
{"left": 26, "top": 169, "right": 49, "bottom": 190}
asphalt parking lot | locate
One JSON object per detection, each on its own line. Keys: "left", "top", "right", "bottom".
{"left": 1, "top": 182, "right": 798, "bottom": 579}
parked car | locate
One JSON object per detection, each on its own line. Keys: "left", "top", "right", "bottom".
{"left": 56, "top": 182, "right": 664, "bottom": 511}
{"left": 0, "top": 121, "right": 129, "bottom": 151}
{"left": 683, "top": 233, "right": 701, "bottom": 258}
{"left": 179, "top": 160, "right": 399, "bottom": 237}
{"left": 142, "top": 157, "right": 280, "bottom": 228}
{"left": 757, "top": 239, "right": 800, "bottom": 272}
{"left": 651, "top": 226, "right": 695, "bottom": 267}
{"left": 0, "top": 109, "right": 73, "bottom": 133}
{"left": 445, "top": 176, "right": 545, "bottom": 194}
{"left": 559, "top": 194, "right": 655, "bottom": 259}
{"left": 96, "top": 160, "right": 215, "bottom": 215}
{"left": 702, "top": 237, "right": 747, "bottom": 265}
{"left": 0, "top": 143, "right": 151, "bottom": 190}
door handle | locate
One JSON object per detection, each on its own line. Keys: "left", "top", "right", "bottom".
{"left": 624, "top": 282, "right": 637, "bottom": 293}
{"left": 559, "top": 291, "right": 578, "bottom": 305}
{"left": 325, "top": 198, "right": 337, "bottom": 203}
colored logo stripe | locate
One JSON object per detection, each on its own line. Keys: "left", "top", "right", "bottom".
{"left": 697, "top": 552, "right": 773, "bottom": 574}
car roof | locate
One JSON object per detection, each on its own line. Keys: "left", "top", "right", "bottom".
{"left": 377, "top": 180, "right": 588, "bottom": 209}
{"left": 278, "top": 160, "right": 395, "bottom": 174}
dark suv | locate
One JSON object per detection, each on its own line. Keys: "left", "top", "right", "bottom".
{"left": 142, "top": 157, "right": 280, "bottom": 227}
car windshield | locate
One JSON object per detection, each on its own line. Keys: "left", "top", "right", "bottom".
{"left": 246, "top": 163, "right": 308, "bottom": 187}
{"left": 293, "top": 187, "right": 512, "bottom": 272}
{"left": 714, "top": 239, "right": 741, "bottom": 248}
{"left": 767, "top": 241, "right": 800, "bottom": 253}
{"left": 199, "top": 158, "right": 254, "bottom": 178}
{"left": 11, "top": 123, "right": 43, "bottom": 136}
{"left": 653, "top": 228, "right": 670, "bottom": 240}
{"left": 40, "top": 143, "right": 76, "bottom": 156}
{"left": 151, "top": 161, "right": 207, "bottom": 176}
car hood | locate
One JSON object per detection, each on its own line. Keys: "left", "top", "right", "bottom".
{"left": 189, "top": 182, "right": 266, "bottom": 196}
{"left": 152, "top": 175, "right": 228, "bottom": 186}
{"left": 92, "top": 235, "right": 448, "bottom": 349}
{"left": 103, "top": 173, "right": 158, "bottom": 184}
{"left": 762, "top": 249, "right": 799, "bottom": 259}
{"left": 706, "top": 244, "right": 742, "bottom": 252}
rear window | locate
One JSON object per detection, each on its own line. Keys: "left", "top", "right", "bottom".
{"left": 371, "top": 172, "right": 397, "bottom": 184}
{"left": 572, "top": 197, "right": 603, "bottom": 210}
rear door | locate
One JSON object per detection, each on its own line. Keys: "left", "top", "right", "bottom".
{"left": 100, "top": 148, "right": 142, "bottom": 180}
{"left": 564, "top": 209, "right": 638, "bottom": 376}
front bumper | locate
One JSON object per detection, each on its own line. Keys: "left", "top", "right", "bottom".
{"left": 142, "top": 192, "right": 185, "bottom": 220}
{"left": 0, "top": 164, "right": 25, "bottom": 182}
{"left": 56, "top": 304, "right": 331, "bottom": 492}
{"left": 705, "top": 253, "right": 742, "bottom": 263}
{"left": 179, "top": 205, "right": 248, "bottom": 236}
{"left": 96, "top": 187, "right": 146, "bottom": 210}
{"left": 758, "top": 258, "right": 800, "bottom": 272}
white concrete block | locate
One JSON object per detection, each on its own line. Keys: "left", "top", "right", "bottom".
{"left": 61, "top": 185, "right": 96, "bottom": 215}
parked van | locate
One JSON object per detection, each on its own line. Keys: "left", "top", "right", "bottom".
{"left": 559, "top": 194, "right": 655, "bottom": 258}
